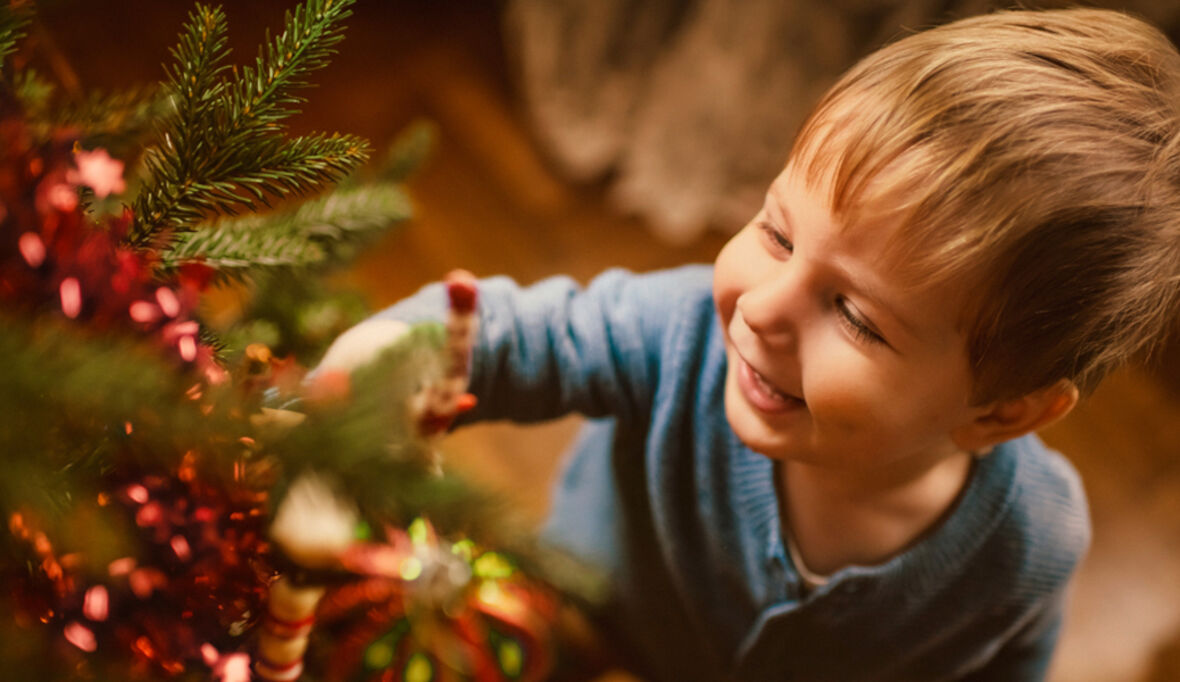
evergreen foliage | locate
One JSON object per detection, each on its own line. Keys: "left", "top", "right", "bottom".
{"left": 130, "top": 0, "right": 370, "bottom": 246}
{"left": 0, "top": 3, "right": 31, "bottom": 70}
{"left": 378, "top": 118, "right": 438, "bottom": 183}
{"left": 162, "top": 183, "right": 413, "bottom": 274}
{"left": 0, "top": 316, "right": 205, "bottom": 517}
{"left": 0, "top": 2, "right": 600, "bottom": 678}
{"left": 0, "top": 0, "right": 439, "bottom": 525}
{"left": 7, "top": 59, "right": 162, "bottom": 153}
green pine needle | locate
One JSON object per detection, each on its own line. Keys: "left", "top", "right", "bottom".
{"left": 166, "top": 3, "right": 232, "bottom": 124}
{"left": 220, "top": 133, "right": 370, "bottom": 205}
{"left": 20, "top": 83, "right": 164, "bottom": 153}
{"left": 129, "top": 0, "right": 364, "bottom": 246}
{"left": 271, "top": 323, "right": 451, "bottom": 513}
{"left": 237, "top": 0, "right": 355, "bottom": 124}
{"left": 0, "top": 316, "right": 213, "bottom": 520}
{"left": 379, "top": 118, "right": 438, "bottom": 182}
{"left": 0, "top": 3, "right": 32, "bottom": 71}
{"left": 161, "top": 182, "right": 411, "bottom": 274}
{"left": 176, "top": 231, "right": 329, "bottom": 271}
{"left": 10, "top": 67, "right": 53, "bottom": 110}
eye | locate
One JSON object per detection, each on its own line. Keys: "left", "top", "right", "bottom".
{"left": 757, "top": 220, "right": 794, "bottom": 254}
{"left": 835, "top": 296, "right": 886, "bottom": 345}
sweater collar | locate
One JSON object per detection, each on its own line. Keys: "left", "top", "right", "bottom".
{"left": 728, "top": 433, "right": 1021, "bottom": 600}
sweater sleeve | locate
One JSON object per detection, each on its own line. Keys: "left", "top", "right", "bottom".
{"left": 370, "top": 266, "right": 709, "bottom": 425}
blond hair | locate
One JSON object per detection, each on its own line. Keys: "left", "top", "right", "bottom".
{"left": 792, "top": 8, "right": 1180, "bottom": 402}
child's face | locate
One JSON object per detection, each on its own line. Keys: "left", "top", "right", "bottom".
{"left": 713, "top": 162, "right": 981, "bottom": 474}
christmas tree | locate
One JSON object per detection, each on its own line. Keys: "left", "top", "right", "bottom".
{"left": 0, "top": 1, "right": 598, "bottom": 680}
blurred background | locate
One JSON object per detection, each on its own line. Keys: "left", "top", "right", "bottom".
{"left": 32, "top": 1, "right": 1180, "bottom": 680}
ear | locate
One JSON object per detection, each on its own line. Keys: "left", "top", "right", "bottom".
{"left": 951, "top": 379, "right": 1079, "bottom": 453}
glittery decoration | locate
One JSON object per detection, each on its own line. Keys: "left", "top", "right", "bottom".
{"left": 8, "top": 458, "right": 275, "bottom": 678}
{"left": 156, "top": 286, "right": 181, "bottom": 317}
{"left": 1, "top": 99, "right": 571, "bottom": 682}
{"left": 59, "top": 276, "right": 82, "bottom": 318}
{"left": 64, "top": 621, "right": 97, "bottom": 652}
{"left": 202, "top": 643, "right": 253, "bottom": 682}
{"left": 317, "top": 518, "right": 561, "bottom": 682}
{"left": 18, "top": 232, "right": 45, "bottom": 267}
{"left": 129, "top": 299, "right": 162, "bottom": 323}
{"left": 0, "top": 118, "right": 213, "bottom": 366}
{"left": 82, "top": 585, "right": 109, "bottom": 622}
{"left": 68, "top": 147, "right": 126, "bottom": 198}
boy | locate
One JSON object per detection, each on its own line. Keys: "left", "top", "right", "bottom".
{"left": 320, "top": 8, "right": 1180, "bottom": 680}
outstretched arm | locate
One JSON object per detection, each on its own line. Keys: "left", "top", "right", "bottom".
{"left": 322, "top": 267, "right": 705, "bottom": 426}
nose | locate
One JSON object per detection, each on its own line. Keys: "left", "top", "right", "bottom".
{"left": 735, "top": 265, "right": 809, "bottom": 348}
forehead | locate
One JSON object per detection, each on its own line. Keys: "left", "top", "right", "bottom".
{"left": 787, "top": 109, "right": 995, "bottom": 299}
{"left": 778, "top": 141, "right": 931, "bottom": 277}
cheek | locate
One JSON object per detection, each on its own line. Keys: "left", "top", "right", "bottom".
{"left": 804, "top": 349, "right": 970, "bottom": 449}
{"left": 807, "top": 379, "right": 879, "bottom": 435}
{"left": 803, "top": 350, "right": 909, "bottom": 436}
{"left": 712, "top": 233, "right": 754, "bottom": 327}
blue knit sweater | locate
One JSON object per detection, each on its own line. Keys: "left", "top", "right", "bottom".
{"left": 373, "top": 265, "right": 1091, "bottom": 682}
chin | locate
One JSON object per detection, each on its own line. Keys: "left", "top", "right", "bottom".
{"left": 724, "top": 379, "right": 794, "bottom": 461}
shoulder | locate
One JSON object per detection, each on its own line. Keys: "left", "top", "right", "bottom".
{"left": 987, "top": 435, "right": 1092, "bottom": 583}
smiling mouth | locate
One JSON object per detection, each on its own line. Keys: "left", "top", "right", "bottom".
{"left": 737, "top": 358, "right": 806, "bottom": 414}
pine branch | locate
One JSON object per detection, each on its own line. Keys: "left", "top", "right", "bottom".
{"left": 172, "top": 230, "right": 329, "bottom": 271}
{"left": 0, "top": 317, "right": 215, "bottom": 520}
{"left": 235, "top": 0, "right": 354, "bottom": 125}
{"left": 64, "top": 86, "right": 165, "bottom": 148}
{"left": 378, "top": 118, "right": 437, "bottom": 182}
{"left": 161, "top": 183, "right": 410, "bottom": 274}
{"left": 129, "top": 0, "right": 364, "bottom": 246}
{"left": 295, "top": 181, "right": 412, "bottom": 243}
{"left": 128, "top": 3, "right": 230, "bottom": 240}
{"left": 0, "top": 321, "right": 199, "bottom": 437}
{"left": 166, "top": 3, "right": 231, "bottom": 134}
{"left": 184, "top": 132, "right": 369, "bottom": 213}
{"left": 1, "top": 330, "right": 171, "bottom": 434}
{"left": 10, "top": 67, "right": 52, "bottom": 110}
{"left": 19, "top": 82, "right": 164, "bottom": 152}
{"left": 0, "top": 3, "right": 32, "bottom": 71}
{"left": 270, "top": 323, "right": 455, "bottom": 512}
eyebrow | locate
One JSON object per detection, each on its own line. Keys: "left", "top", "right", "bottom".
{"left": 847, "top": 270, "right": 923, "bottom": 341}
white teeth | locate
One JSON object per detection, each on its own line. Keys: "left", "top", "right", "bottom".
{"left": 751, "top": 367, "right": 790, "bottom": 400}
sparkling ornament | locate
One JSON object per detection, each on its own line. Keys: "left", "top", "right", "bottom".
{"left": 202, "top": 642, "right": 253, "bottom": 682}
{"left": 316, "top": 518, "right": 561, "bottom": 682}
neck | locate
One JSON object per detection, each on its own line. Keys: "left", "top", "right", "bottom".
{"left": 778, "top": 450, "right": 974, "bottom": 576}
